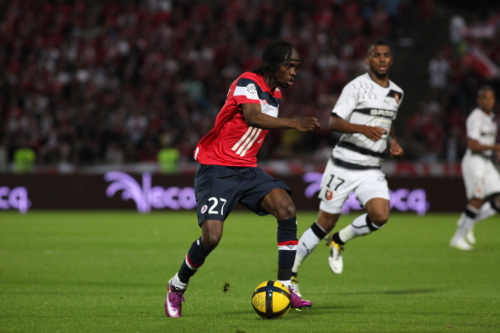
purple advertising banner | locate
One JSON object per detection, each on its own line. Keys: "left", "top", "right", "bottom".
{"left": 0, "top": 172, "right": 466, "bottom": 214}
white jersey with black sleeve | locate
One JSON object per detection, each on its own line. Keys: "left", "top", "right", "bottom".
{"left": 331, "top": 73, "right": 404, "bottom": 169}
{"left": 461, "top": 107, "right": 500, "bottom": 199}
{"left": 464, "top": 108, "right": 497, "bottom": 158}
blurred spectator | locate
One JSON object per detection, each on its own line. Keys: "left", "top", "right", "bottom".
{"left": 158, "top": 147, "right": 180, "bottom": 173}
{"left": 444, "top": 125, "right": 465, "bottom": 163}
{"left": 104, "top": 141, "right": 125, "bottom": 165}
{"left": 398, "top": 8, "right": 500, "bottom": 165}
{"left": 312, "top": 139, "right": 332, "bottom": 166}
{"left": 428, "top": 51, "right": 450, "bottom": 102}
{"left": 0, "top": 0, "right": 418, "bottom": 171}
{"left": 13, "top": 147, "right": 36, "bottom": 173}
{"left": 450, "top": 14, "right": 467, "bottom": 48}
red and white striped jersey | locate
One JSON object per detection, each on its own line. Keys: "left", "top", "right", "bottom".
{"left": 194, "top": 72, "right": 282, "bottom": 167}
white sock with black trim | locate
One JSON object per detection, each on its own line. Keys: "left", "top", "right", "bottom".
{"left": 456, "top": 205, "right": 479, "bottom": 238}
{"left": 292, "top": 221, "right": 327, "bottom": 273}
{"left": 170, "top": 273, "right": 187, "bottom": 290}
{"left": 474, "top": 201, "right": 496, "bottom": 225}
{"left": 338, "top": 213, "right": 382, "bottom": 244}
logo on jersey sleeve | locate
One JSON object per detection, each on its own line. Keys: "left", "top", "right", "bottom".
{"left": 246, "top": 83, "right": 258, "bottom": 99}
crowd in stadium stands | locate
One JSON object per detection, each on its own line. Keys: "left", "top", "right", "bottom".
{"left": 1, "top": 0, "right": 498, "bottom": 172}
{"left": 403, "top": 9, "right": 500, "bottom": 163}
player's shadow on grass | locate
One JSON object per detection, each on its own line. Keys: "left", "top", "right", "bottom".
{"left": 294, "top": 305, "right": 362, "bottom": 314}
{"left": 337, "top": 288, "right": 439, "bottom": 296}
{"left": 222, "top": 305, "right": 362, "bottom": 317}
{"left": 2, "top": 280, "right": 158, "bottom": 288}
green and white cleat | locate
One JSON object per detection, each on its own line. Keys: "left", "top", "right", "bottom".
{"left": 465, "top": 228, "right": 476, "bottom": 245}
{"left": 450, "top": 236, "right": 473, "bottom": 251}
{"left": 290, "top": 276, "right": 302, "bottom": 298}
{"left": 326, "top": 233, "right": 344, "bottom": 274}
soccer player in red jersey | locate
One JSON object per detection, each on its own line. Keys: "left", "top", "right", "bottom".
{"left": 165, "top": 40, "right": 320, "bottom": 317}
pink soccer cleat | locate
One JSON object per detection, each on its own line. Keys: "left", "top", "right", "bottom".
{"left": 165, "top": 279, "right": 186, "bottom": 317}
{"left": 289, "top": 289, "right": 312, "bottom": 309}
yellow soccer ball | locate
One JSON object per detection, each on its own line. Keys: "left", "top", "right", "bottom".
{"left": 251, "top": 280, "right": 291, "bottom": 319}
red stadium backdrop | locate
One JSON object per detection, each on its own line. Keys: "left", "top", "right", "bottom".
{"left": 0, "top": 172, "right": 466, "bottom": 214}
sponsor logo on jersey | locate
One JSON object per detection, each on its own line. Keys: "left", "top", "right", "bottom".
{"left": 480, "top": 130, "right": 495, "bottom": 137}
{"left": 370, "top": 109, "right": 396, "bottom": 118}
{"left": 201, "top": 204, "right": 208, "bottom": 214}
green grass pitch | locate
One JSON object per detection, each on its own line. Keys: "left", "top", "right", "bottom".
{"left": 0, "top": 211, "right": 499, "bottom": 333}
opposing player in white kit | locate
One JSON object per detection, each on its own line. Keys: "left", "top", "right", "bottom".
{"left": 450, "top": 86, "right": 500, "bottom": 250}
{"left": 290, "top": 40, "right": 404, "bottom": 296}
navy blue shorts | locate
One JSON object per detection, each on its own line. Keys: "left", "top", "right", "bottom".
{"left": 194, "top": 164, "right": 291, "bottom": 224}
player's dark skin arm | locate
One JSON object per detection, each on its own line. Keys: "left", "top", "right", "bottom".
{"left": 388, "top": 127, "right": 404, "bottom": 157}
{"left": 328, "top": 114, "right": 386, "bottom": 141}
{"left": 329, "top": 115, "right": 403, "bottom": 157}
{"left": 468, "top": 138, "right": 500, "bottom": 155}
{"left": 242, "top": 103, "right": 320, "bottom": 132}
{"left": 467, "top": 139, "right": 497, "bottom": 208}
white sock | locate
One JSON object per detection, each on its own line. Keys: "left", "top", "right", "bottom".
{"left": 171, "top": 273, "right": 187, "bottom": 290}
{"left": 278, "top": 280, "right": 291, "bottom": 288}
{"left": 338, "top": 225, "right": 356, "bottom": 243}
{"left": 292, "top": 222, "right": 326, "bottom": 273}
{"left": 474, "top": 202, "right": 496, "bottom": 225}
{"left": 455, "top": 206, "right": 479, "bottom": 238}
{"left": 339, "top": 213, "right": 382, "bottom": 244}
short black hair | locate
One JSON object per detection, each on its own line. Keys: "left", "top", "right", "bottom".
{"left": 367, "top": 40, "right": 390, "bottom": 56}
{"left": 478, "top": 85, "right": 495, "bottom": 96}
{"left": 252, "top": 40, "right": 297, "bottom": 77}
